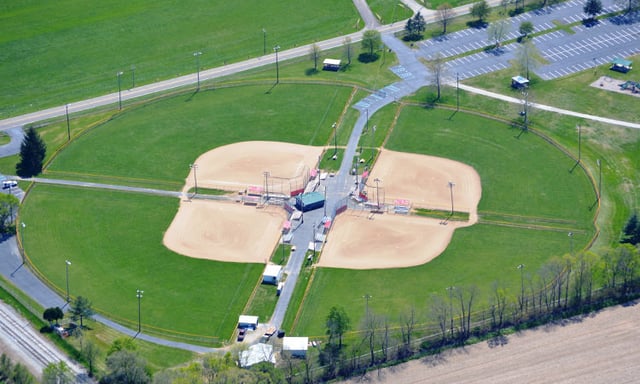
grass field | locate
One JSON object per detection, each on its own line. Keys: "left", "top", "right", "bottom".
{"left": 0, "top": 0, "right": 360, "bottom": 118}
{"left": 21, "top": 185, "right": 263, "bottom": 344}
{"left": 289, "top": 106, "right": 596, "bottom": 336}
{"left": 20, "top": 83, "right": 354, "bottom": 342}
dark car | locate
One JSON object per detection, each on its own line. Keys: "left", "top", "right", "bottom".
{"left": 237, "top": 328, "right": 247, "bottom": 342}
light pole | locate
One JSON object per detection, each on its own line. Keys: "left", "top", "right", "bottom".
{"left": 273, "top": 45, "right": 281, "bottom": 84}
{"left": 263, "top": 171, "right": 270, "bottom": 202}
{"left": 116, "top": 71, "right": 123, "bottom": 110}
{"left": 131, "top": 64, "right": 136, "bottom": 88}
{"left": 136, "top": 289, "right": 144, "bottom": 333}
{"left": 456, "top": 72, "right": 460, "bottom": 111}
{"left": 262, "top": 28, "right": 267, "bottom": 56}
{"left": 189, "top": 164, "right": 198, "bottom": 196}
{"left": 448, "top": 181, "right": 455, "bottom": 215}
{"left": 65, "top": 260, "right": 71, "bottom": 303}
{"left": 193, "top": 51, "right": 202, "bottom": 90}
{"left": 332, "top": 122, "right": 337, "bottom": 156}
{"left": 363, "top": 294, "right": 372, "bottom": 317}
{"left": 65, "top": 104, "right": 71, "bottom": 141}
{"left": 517, "top": 264, "right": 525, "bottom": 312}
{"left": 568, "top": 232, "right": 574, "bottom": 255}
{"left": 446, "top": 286, "right": 455, "bottom": 339}
{"left": 597, "top": 159, "right": 602, "bottom": 203}
{"left": 374, "top": 178, "right": 381, "bottom": 209}
{"left": 20, "top": 222, "right": 26, "bottom": 264}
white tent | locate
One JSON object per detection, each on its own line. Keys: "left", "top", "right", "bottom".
{"left": 240, "top": 343, "right": 275, "bottom": 367}
{"left": 283, "top": 336, "right": 309, "bottom": 358}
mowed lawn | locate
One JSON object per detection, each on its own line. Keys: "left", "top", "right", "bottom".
{"left": 291, "top": 107, "right": 596, "bottom": 336}
{"left": 47, "top": 84, "right": 352, "bottom": 184}
{"left": 22, "top": 84, "right": 352, "bottom": 341}
{"left": 21, "top": 185, "right": 261, "bottom": 342}
{"left": 1, "top": 0, "right": 358, "bottom": 117}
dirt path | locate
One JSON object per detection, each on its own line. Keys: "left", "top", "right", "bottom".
{"left": 344, "top": 301, "right": 640, "bottom": 383}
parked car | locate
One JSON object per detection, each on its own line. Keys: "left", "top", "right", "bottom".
{"left": 237, "top": 328, "right": 246, "bottom": 342}
{"left": 2, "top": 180, "right": 17, "bottom": 189}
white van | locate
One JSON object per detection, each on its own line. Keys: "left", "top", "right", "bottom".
{"left": 2, "top": 180, "right": 17, "bottom": 189}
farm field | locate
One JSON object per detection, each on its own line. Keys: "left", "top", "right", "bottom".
{"left": 0, "top": 0, "right": 359, "bottom": 118}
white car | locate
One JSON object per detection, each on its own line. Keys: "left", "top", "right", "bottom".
{"left": 2, "top": 180, "right": 17, "bottom": 189}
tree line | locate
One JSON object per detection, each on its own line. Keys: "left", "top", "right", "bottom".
{"left": 291, "top": 243, "right": 640, "bottom": 383}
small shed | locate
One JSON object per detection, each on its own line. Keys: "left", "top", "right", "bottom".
{"left": 295, "top": 192, "right": 325, "bottom": 212}
{"left": 283, "top": 336, "right": 309, "bottom": 358}
{"left": 323, "top": 59, "right": 341, "bottom": 71}
{"left": 238, "top": 315, "right": 259, "bottom": 330}
{"left": 511, "top": 75, "right": 529, "bottom": 89}
{"left": 240, "top": 343, "right": 275, "bottom": 367}
{"left": 610, "top": 58, "right": 632, "bottom": 73}
{"left": 262, "top": 264, "right": 283, "bottom": 285}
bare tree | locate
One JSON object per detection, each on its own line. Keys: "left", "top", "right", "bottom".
{"left": 615, "top": 0, "right": 640, "bottom": 13}
{"left": 309, "top": 43, "right": 321, "bottom": 72}
{"left": 428, "top": 293, "right": 449, "bottom": 342}
{"left": 399, "top": 306, "right": 417, "bottom": 353}
{"left": 455, "top": 286, "right": 477, "bottom": 340}
{"left": 490, "top": 281, "right": 509, "bottom": 330}
{"left": 515, "top": 39, "right": 541, "bottom": 79}
{"left": 425, "top": 53, "right": 448, "bottom": 100}
{"left": 437, "top": 3, "right": 455, "bottom": 34}
{"left": 487, "top": 19, "right": 510, "bottom": 48}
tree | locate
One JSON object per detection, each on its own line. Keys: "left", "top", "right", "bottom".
{"left": 42, "top": 362, "right": 74, "bottom": 384}
{"left": 309, "top": 43, "right": 321, "bottom": 72}
{"left": 16, "top": 126, "right": 46, "bottom": 178}
{"left": 621, "top": 212, "right": 640, "bottom": 245}
{"left": 583, "top": 0, "right": 603, "bottom": 20}
{"left": 108, "top": 337, "right": 137, "bottom": 356}
{"left": 82, "top": 339, "right": 101, "bottom": 377}
{"left": 425, "top": 53, "right": 447, "bottom": 100}
{"left": 43, "top": 307, "right": 64, "bottom": 328}
{"left": 470, "top": 1, "right": 491, "bottom": 24}
{"left": 101, "top": 350, "right": 149, "bottom": 384}
{"left": 515, "top": 39, "right": 541, "bottom": 79}
{"left": 519, "top": 21, "right": 534, "bottom": 38}
{"left": 0, "top": 193, "right": 19, "bottom": 234}
{"left": 0, "top": 353, "right": 36, "bottom": 384}
{"left": 69, "top": 296, "right": 94, "bottom": 328}
{"left": 487, "top": 19, "right": 510, "bottom": 48}
{"left": 326, "top": 306, "right": 350, "bottom": 348}
{"left": 437, "top": 3, "right": 455, "bottom": 34}
{"left": 404, "top": 12, "right": 426, "bottom": 41}
{"left": 615, "top": 0, "right": 640, "bottom": 13}
{"left": 360, "top": 30, "right": 381, "bottom": 62}
{"left": 343, "top": 36, "right": 353, "bottom": 66}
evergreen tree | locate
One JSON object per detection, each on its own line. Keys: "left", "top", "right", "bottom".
{"left": 621, "top": 212, "right": 640, "bottom": 245}
{"left": 404, "top": 12, "right": 426, "bottom": 41}
{"left": 16, "top": 126, "right": 46, "bottom": 178}
{"left": 69, "top": 296, "right": 95, "bottom": 328}
{"left": 583, "top": 0, "right": 603, "bottom": 20}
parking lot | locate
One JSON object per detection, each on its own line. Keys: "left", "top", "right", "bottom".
{"left": 415, "top": 0, "right": 638, "bottom": 81}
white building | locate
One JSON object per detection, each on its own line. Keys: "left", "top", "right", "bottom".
{"left": 262, "top": 264, "right": 283, "bottom": 285}
{"left": 282, "top": 336, "right": 309, "bottom": 358}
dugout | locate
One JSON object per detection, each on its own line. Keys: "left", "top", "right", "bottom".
{"left": 322, "top": 58, "right": 341, "bottom": 71}
{"left": 295, "top": 192, "right": 325, "bottom": 212}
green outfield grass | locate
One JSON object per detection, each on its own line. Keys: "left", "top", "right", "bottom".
{"left": 21, "top": 184, "right": 263, "bottom": 344}
{"left": 289, "top": 106, "right": 596, "bottom": 336}
{"left": 1, "top": 0, "right": 359, "bottom": 118}
{"left": 45, "top": 84, "right": 352, "bottom": 186}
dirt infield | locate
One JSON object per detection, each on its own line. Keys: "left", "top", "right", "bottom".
{"left": 343, "top": 301, "right": 640, "bottom": 383}
{"left": 184, "top": 141, "right": 324, "bottom": 192}
{"left": 164, "top": 141, "right": 323, "bottom": 263}
{"left": 163, "top": 201, "right": 286, "bottom": 263}
{"left": 164, "top": 142, "right": 481, "bottom": 269}
{"left": 368, "top": 149, "right": 482, "bottom": 220}
{"left": 319, "top": 149, "right": 481, "bottom": 269}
